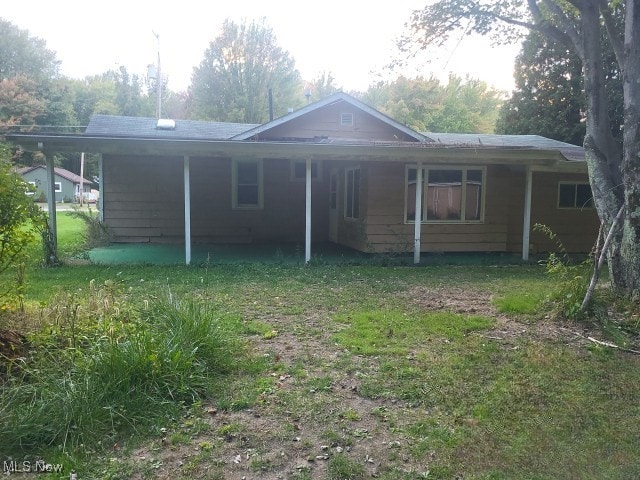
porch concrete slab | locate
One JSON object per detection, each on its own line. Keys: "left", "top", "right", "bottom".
{"left": 87, "top": 243, "right": 372, "bottom": 266}
{"left": 86, "top": 243, "right": 537, "bottom": 266}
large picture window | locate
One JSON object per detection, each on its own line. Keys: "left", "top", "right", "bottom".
{"left": 405, "top": 166, "right": 484, "bottom": 223}
{"left": 232, "top": 159, "right": 263, "bottom": 209}
{"left": 345, "top": 167, "right": 360, "bottom": 219}
{"left": 558, "top": 182, "right": 594, "bottom": 209}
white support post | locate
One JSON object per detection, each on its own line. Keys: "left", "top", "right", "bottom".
{"left": 305, "top": 158, "right": 312, "bottom": 264}
{"left": 45, "top": 153, "right": 58, "bottom": 258}
{"left": 79, "top": 152, "right": 85, "bottom": 206}
{"left": 413, "top": 162, "right": 423, "bottom": 264}
{"left": 98, "top": 154, "right": 104, "bottom": 221}
{"left": 184, "top": 156, "right": 191, "bottom": 265}
{"left": 522, "top": 166, "right": 533, "bottom": 261}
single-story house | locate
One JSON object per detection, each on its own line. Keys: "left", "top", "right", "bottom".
{"left": 7, "top": 92, "right": 599, "bottom": 264}
{"left": 16, "top": 165, "right": 94, "bottom": 203}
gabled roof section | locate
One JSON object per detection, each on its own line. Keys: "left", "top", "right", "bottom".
{"left": 232, "top": 92, "right": 429, "bottom": 143}
{"left": 85, "top": 114, "right": 259, "bottom": 140}
{"left": 16, "top": 165, "right": 94, "bottom": 185}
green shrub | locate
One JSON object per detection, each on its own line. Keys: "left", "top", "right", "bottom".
{"left": 67, "top": 206, "right": 111, "bottom": 249}
{"left": 534, "top": 224, "right": 592, "bottom": 319}
{"left": 0, "top": 153, "right": 49, "bottom": 308}
{"left": 0, "top": 292, "right": 242, "bottom": 454}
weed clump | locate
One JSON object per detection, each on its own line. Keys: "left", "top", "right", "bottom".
{"left": 67, "top": 206, "right": 112, "bottom": 249}
{"left": 534, "top": 223, "right": 593, "bottom": 319}
{"left": 0, "top": 285, "right": 242, "bottom": 455}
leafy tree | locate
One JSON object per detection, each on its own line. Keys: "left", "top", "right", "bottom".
{"left": 0, "top": 147, "right": 48, "bottom": 307}
{"left": 163, "top": 91, "right": 189, "bottom": 120}
{"left": 402, "top": 0, "right": 640, "bottom": 300}
{"left": 496, "top": 31, "right": 586, "bottom": 145}
{"left": 0, "top": 18, "right": 59, "bottom": 82}
{"left": 306, "top": 72, "right": 342, "bottom": 102}
{"left": 37, "top": 79, "right": 80, "bottom": 130}
{"left": 0, "top": 76, "right": 45, "bottom": 130}
{"left": 496, "top": 27, "right": 623, "bottom": 147}
{"left": 362, "top": 74, "right": 502, "bottom": 133}
{"left": 188, "top": 18, "right": 304, "bottom": 123}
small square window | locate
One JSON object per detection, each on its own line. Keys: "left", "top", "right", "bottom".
{"left": 54, "top": 182, "right": 62, "bottom": 193}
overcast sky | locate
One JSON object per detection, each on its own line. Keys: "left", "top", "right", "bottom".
{"left": 2, "top": 0, "right": 521, "bottom": 94}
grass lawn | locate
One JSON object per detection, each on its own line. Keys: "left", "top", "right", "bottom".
{"left": 1, "top": 213, "right": 639, "bottom": 479}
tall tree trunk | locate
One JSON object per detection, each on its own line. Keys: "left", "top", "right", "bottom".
{"left": 579, "top": 1, "right": 626, "bottom": 291}
{"left": 620, "top": 0, "right": 640, "bottom": 297}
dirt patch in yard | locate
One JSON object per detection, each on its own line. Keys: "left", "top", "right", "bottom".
{"left": 118, "top": 285, "right": 607, "bottom": 479}
{"left": 404, "top": 285, "right": 596, "bottom": 348}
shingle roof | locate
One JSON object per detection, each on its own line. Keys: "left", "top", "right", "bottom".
{"left": 85, "top": 114, "right": 258, "bottom": 140}
{"left": 81, "top": 108, "right": 584, "bottom": 162}
{"left": 421, "top": 133, "right": 584, "bottom": 161}
{"left": 16, "top": 165, "right": 94, "bottom": 185}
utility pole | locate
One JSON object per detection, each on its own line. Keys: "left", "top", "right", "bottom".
{"left": 153, "top": 31, "right": 162, "bottom": 119}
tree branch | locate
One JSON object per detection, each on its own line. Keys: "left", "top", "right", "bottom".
{"left": 587, "top": 336, "right": 640, "bottom": 355}
{"left": 599, "top": 2, "right": 624, "bottom": 72}
{"left": 578, "top": 203, "right": 625, "bottom": 316}
{"left": 538, "top": 0, "right": 584, "bottom": 57}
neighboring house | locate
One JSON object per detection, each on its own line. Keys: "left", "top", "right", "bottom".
{"left": 7, "top": 92, "right": 599, "bottom": 264}
{"left": 16, "top": 165, "right": 94, "bottom": 203}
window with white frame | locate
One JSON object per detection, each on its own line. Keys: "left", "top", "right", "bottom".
{"left": 290, "top": 160, "right": 321, "bottom": 181}
{"left": 54, "top": 182, "right": 62, "bottom": 193}
{"left": 405, "top": 166, "right": 485, "bottom": 223}
{"left": 345, "top": 167, "right": 360, "bottom": 219}
{"left": 558, "top": 182, "right": 594, "bottom": 209}
{"left": 232, "top": 159, "right": 263, "bottom": 209}
{"left": 26, "top": 181, "right": 36, "bottom": 195}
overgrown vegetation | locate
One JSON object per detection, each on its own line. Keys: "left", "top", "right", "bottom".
{"left": 67, "top": 206, "right": 112, "bottom": 249}
{"left": 1, "top": 215, "right": 639, "bottom": 479}
{"left": 0, "top": 281, "right": 257, "bottom": 458}
{"left": 0, "top": 152, "right": 51, "bottom": 309}
{"left": 534, "top": 223, "right": 594, "bottom": 319}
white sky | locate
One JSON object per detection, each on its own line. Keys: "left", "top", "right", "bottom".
{"left": 2, "top": 0, "right": 521, "bottom": 94}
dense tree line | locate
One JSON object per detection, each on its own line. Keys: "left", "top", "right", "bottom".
{"left": 496, "top": 28, "right": 623, "bottom": 148}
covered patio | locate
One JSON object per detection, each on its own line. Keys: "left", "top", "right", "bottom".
{"left": 85, "top": 242, "right": 540, "bottom": 266}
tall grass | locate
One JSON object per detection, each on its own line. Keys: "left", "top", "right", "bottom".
{"left": 0, "top": 294, "right": 243, "bottom": 454}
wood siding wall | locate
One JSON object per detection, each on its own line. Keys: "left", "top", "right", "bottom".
{"left": 103, "top": 155, "right": 330, "bottom": 244}
{"left": 507, "top": 171, "right": 600, "bottom": 253}
{"left": 360, "top": 163, "right": 511, "bottom": 253}
{"left": 259, "top": 102, "right": 418, "bottom": 142}
{"left": 352, "top": 163, "right": 597, "bottom": 254}
{"left": 103, "top": 154, "right": 597, "bottom": 254}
